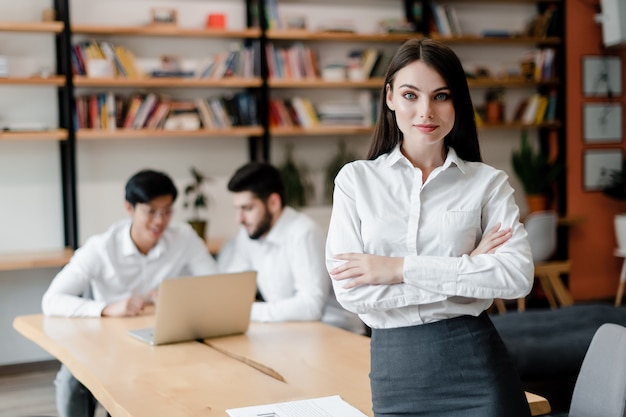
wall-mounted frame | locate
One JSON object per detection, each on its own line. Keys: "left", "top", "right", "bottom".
{"left": 583, "top": 103, "right": 623, "bottom": 143}
{"left": 584, "top": 148, "right": 623, "bottom": 191}
{"left": 582, "top": 55, "right": 622, "bottom": 97}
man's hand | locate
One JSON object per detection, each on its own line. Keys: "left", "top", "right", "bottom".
{"left": 330, "top": 253, "right": 404, "bottom": 289}
{"left": 471, "top": 223, "right": 511, "bottom": 256}
{"left": 101, "top": 295, "right": 147, "bottom": 317}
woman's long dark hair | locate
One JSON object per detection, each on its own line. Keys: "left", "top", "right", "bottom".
{"left": 367, "top": 38, "right": 482, "bottom": 162}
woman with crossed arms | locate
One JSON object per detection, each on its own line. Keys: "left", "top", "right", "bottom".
{"left": 326, "top": 38, "right": 533, "bottom": 417}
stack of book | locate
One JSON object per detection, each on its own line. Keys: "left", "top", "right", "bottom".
{"left": 265, "top": 42, "right": 318, "bottom": 80}
{"left": 429, "top": 2, "right": 462, "bottom": 37}
{"left": 72, "top": 41, "right": 259, "bottom": 79}
{"left": 74, "top": 92, "right": 258, "bottom": 131}
{"left": 71, "top": 40, "right": 142, "bottom": 78}
{"left": 514, "top": 90, "right": 558, "bottom": 125}
{"left": 317, "top": 91, "right": 375, "bottom": 127}
{"left": 269, "top": 97, "right": 319, "bottom": 128}
{"left": 193, "top": 44, "right": 259, "bottom": 79}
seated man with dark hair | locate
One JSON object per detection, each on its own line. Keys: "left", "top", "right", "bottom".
{"left": 218, "top": 162, "right": 365, "bottom": 334}
{"left": 42, "top": 168, "right": 218, "bottom": 417}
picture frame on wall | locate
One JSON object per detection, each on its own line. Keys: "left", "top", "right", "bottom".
{"left": 582, "top": 55, "right": 622, "bottom": 97}
{"left": 583, "top": 103, "right": 623, "bottom": 143}
{"left": 583, "top": 148, "right": 623, "bottom": 191}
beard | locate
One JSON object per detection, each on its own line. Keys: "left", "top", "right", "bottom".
{"left": 248, "top": 208, "right": 273, "bottom": 240}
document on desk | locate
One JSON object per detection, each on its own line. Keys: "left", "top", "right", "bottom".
{"left": 225, "top": 395, "right": 368, "bottom": 417}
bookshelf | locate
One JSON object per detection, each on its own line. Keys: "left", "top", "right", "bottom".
{"left": 0, "top": 0, "right": 566, "bottom": 266}
{"left": 0, "top": 20, "right": 69, "bottom": 142}
{"left": 0, "top": 248, "right": 73, "bottom": 271}
{"left": 258, "top": 0, "right": 411, "bottom": 190}
{"left": 70, "top": 23, "right": 263, "bottom": 138}
{"left": 427, "top": 0, "right": 566, "bottom": 215}
{"left": 73, "top": 76, "right": 263, "bottom": 88}
{"left": 71, "top": 24, "right": 261, "bottom": 39}
{"left": 77, "top": 126, "right": 264, "bottom": 140}
{"left": 0, "top": 21, "right": 63, "bottom": 33}
{"left": 0, "top": 1, "right": 76, "bottom": 268}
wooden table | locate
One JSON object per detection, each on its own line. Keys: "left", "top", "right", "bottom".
{"left": 13, "top": 314, "right": 551, "bottom": 416}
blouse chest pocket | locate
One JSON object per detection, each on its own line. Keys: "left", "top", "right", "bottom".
{"left": 438, "top": 210, "right": 481, "bottom": 256}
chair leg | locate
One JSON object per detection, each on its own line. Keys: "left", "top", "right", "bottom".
{"left": 494, "top": 299, "right": 507, "bottom": 313}
{"left": 546, "top": 271, "right": 574, "bottom": 307}
{"left": 617, "top": 281, "right": 625, "bottom": 307}
{"left": 616, "top": 259, "right": 626, "bottom": 307}
{"left": 537, "top": 275, "right": 558, "bottom": 308}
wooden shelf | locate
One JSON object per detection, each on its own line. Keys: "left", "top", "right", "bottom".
{"left": 468, "top": 77, "right": 559, "bottom": 88}
{"left": 77, "top": 127, "right": 264, "bottom": 140}
{"left": 73, "top": 76, "right": 263, "bottom": 88}
{"left": 478, "top": 121, "right": 561, "bottom": 130}
{"left": 432, "top": 34, "right": 561, "bottom": 45}
{"left": 0, "top": 129, "right": 67, "bottom": 141}
{"left": 269, "top": 77, "right": 560, "bottom": 89}
{"left": 0, "top": 76, "right": 65, "bottom": 86}
{"left": 72, "top": 24, "right": 261, "bottom": 38}
{"left": 269, "top": 78, "right": 384, "bottom": 88}
{"left": 271, "top": 125, "right": 373, "bottom": 136}
{"left": 266, "top": 29, "right": 417, "bottom": 42}
{"left": 0, "top": 21, "right": 64, "bottom": 33}
{"left": 270, "top": 122, "right": 560, "bottom": 137}
{"left": 0, "top": 248, "right": 73, "bottom": 271}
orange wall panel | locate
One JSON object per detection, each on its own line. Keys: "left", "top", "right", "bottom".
{"left": 566, "top": 0, "right": 626, "bottom": 300}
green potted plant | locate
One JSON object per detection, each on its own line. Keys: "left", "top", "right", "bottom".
{"left": 601, "top": 161, "right": 626, "bottom": 200}
{"left": 183, "top": 166, "right": 211, "bottom": 240}
{"left": 511, "top": 129, "right": 563, "bottom": 212}
{"left": 278, "top": 144, "right": 314, "bottom": 208}
{"left": 324, "top": 141, "right": 356, "bottom": 204}
{"left": 600, "top": 161, "right": 626, "bottom": 251}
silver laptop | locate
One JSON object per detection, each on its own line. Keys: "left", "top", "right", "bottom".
{"left": 128, "top": 271, "right": 257, "bottom": 346}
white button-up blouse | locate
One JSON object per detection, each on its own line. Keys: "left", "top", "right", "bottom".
{"left": 326, "top": 145, "right": 534, "bottom": 329}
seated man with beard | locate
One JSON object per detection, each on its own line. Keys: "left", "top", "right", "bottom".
{"left": 217, "top": 162, "right": 365, "bottom": 334}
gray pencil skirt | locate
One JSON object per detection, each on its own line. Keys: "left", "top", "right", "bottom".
{"left": 370, "top": 312, "right": 531, "bottom": 417}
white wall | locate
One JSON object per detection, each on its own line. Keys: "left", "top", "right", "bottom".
{"left": 0, "top": 0, "right": 538, "bottom": 365}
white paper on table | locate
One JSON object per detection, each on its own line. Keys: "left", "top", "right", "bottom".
{"left": 225, "top": 394, "right": 369, "bottom": 417}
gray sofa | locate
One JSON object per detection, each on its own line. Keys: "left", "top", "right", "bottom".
{"left": 490, "top": 303, "right": 626, "bottom": 412}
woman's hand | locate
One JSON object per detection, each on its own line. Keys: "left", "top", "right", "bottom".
{"left": 471, "top": 223, "right": 511, "bottom": 256}
{"left": 329, "top": 253, "right": 404, "bottom": 289}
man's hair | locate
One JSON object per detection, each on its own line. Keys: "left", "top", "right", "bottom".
{"left": 125, "top": 169, "right": 178, "bottom": 206}
{"left": 227, "top": 162, "right": 285, "bottom": 206}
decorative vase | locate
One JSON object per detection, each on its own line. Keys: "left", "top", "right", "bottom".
{"left": 188, "top": 220, "right": 208, "bottom": 241}
{"left": 615, "top": 214, "right": 626, "bottom": 251}
{"left": 526, "top": 194, "right": 547, "bottom": 213}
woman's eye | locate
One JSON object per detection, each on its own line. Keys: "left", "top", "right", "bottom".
{"left": 403, "top": 92, "right": 417, "bottom": 100}
{"left": 434, "top": 92, "right": 450, "bottom": 101}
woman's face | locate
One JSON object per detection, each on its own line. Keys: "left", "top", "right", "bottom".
{"left": 386, "top": 60, "right": 455, "bottom": 148}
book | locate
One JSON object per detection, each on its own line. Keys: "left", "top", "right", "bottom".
{"left": 123, "top": 94, "right": 144, "bottom": 128}
{"left": 195, "top": 56, "right": 216, "bottom": 78}
{"left": 430, "top": 2, "right": 452, "bottom": 36}
{"left": 194, "top": 98, "right": 216, "bottom": 129}
{"left": 534, "top": 95, "right": 549, "bottom": 124}
{"left": 544, "top": 90, "right": 558, "bottom": 122}
{"left": 106, "top": 91, "right": 117, "bottom": 131}
{"left": 521, "top": 93, "right": 540, "bottom": 125}
{"left": 226, "top": 395, "right": 368, "bottom": 417}
{"left": 444, "top": 4, "right": 462, "bottom": 36}
{"left": 132, "top": 93, "right": 158, "bottom": 129}
{"left": 360, "top": 48, "right": 380, "bottom": 79}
